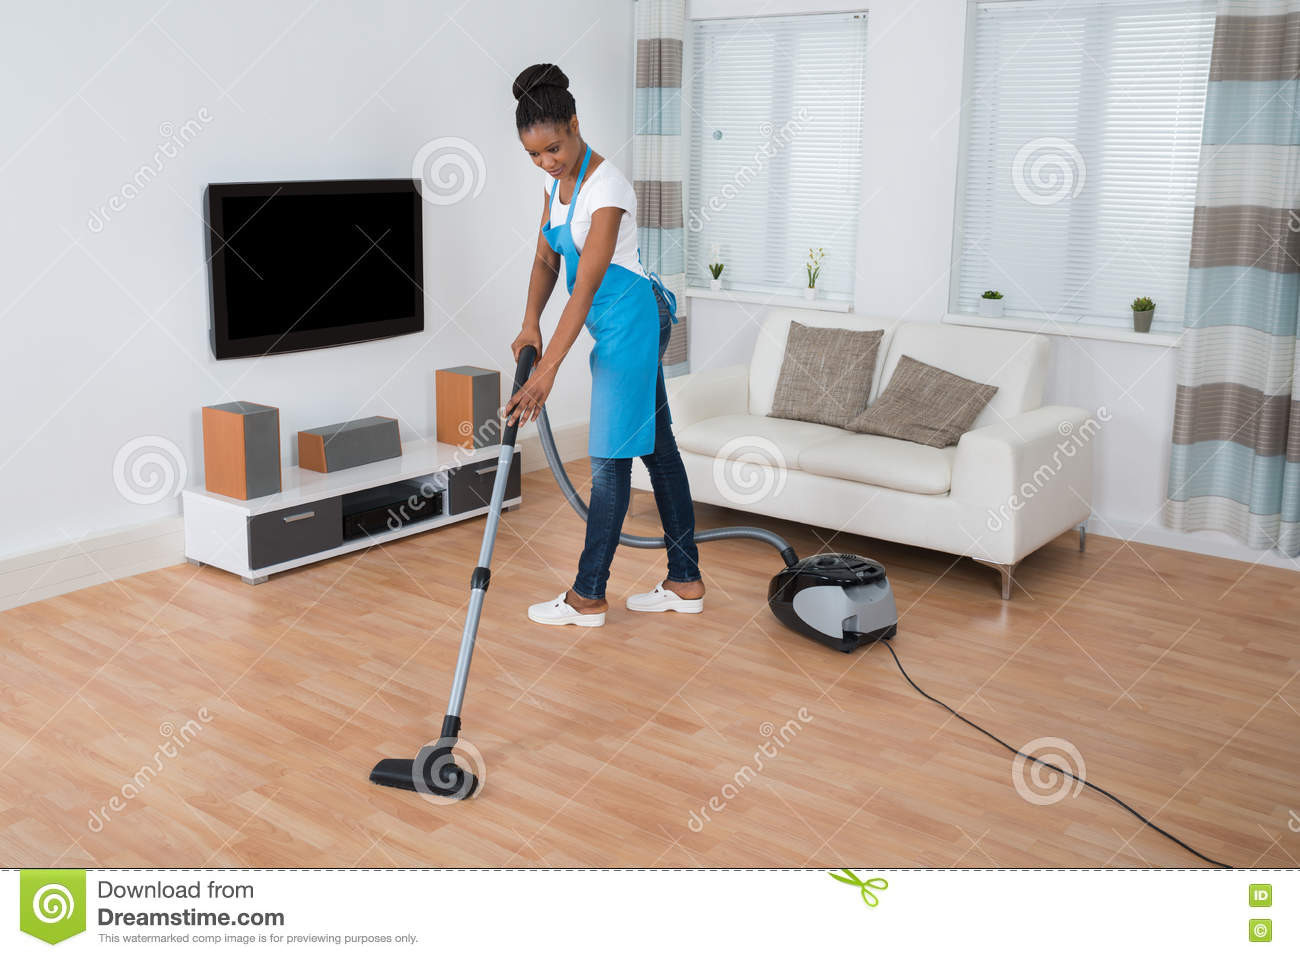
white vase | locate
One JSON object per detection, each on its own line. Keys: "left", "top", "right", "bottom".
{"left": 978, "top": 298, "right": 1004, "bottom": 318}
{"left": 803, "top": 287, "right": 816, "bottom": 301}
{"left": 709, "top": 278, "right": 722, "bottom": 292}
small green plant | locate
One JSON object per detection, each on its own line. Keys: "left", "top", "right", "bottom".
{"left": 1131, "top": 296, "right": 1155, "bottom": 312}
{"left": 708, "top": 262, "right": 724, "bottom": 279}
{"left": 981, "top": 289, "right": 1003, "bottom": 300}
{"left": 806, "top": 247, "right": 825, "bottom": 288}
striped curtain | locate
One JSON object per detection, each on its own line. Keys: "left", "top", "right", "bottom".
{"left": 633, "top": 0, "right": 688, "bottom": 377}
{"left": 1165, "top": 0, "right": 1300, "bottom": 557}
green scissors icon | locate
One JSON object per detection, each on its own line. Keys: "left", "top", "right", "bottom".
{"left": 828, "top": 868, "right": 888, "bottom": 907}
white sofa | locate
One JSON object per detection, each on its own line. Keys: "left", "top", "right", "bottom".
{"left": 631, "top": 310, "right": 1093, "bottom": 599}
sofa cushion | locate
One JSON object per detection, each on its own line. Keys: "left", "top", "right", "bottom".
{"left": 769, "top": 323, "right": 884, "bottom": 428}
{"left": 848, "top": 355, "right": 999, "bottom": 448}
{"left": 749, "top": 310, "right": 899, "bottom": 417}
{"left": 676, "top": 414, "right": 846, "bottom": 466}
{"left": 798, "top": 433, "right": 957, "bottom": 495}
{"left": 879, "top": 322, "right": 1048, "bottom": 429}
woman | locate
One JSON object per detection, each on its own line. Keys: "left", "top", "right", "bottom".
{"left": 503, "top": 63, "right": 704, "bottom": 628}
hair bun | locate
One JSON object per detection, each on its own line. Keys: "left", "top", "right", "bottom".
{"left": 513, "top": 63, "right": 569, "bottom": 101}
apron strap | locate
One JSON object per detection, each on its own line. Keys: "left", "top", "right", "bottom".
{"left": 564, "top": 144, "right": 593, "bottom": 229}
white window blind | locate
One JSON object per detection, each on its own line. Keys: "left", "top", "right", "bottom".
{"left": 953, "top": 0, "right": 1216, "bottom": 327}
{"left": 687, "top": 12, "right": 868, "bottom": 299}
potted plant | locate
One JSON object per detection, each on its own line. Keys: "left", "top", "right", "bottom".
{"left": 1131, "top": 296, "right": 1155, "bottom": 333}
{"left": 708, "top": 261, "right": 724, "bottom": 292}
{"left": 979, "top": 289, "right": 1004, "bottom": 318}
{"left": 804, "top": 247, "right": 825, "bottom": 300}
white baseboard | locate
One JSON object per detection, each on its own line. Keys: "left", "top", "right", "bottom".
{"left": 1089, "top": 513, "right": 1299, "bottom": 572}
{"left": 0, "top": 420, "right": 590, "bottom": 613}
{"left": 0, "top": 518, "right": 187, "bottom": 612}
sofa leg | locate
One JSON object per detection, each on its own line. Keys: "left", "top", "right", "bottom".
{"left": 973, "top": 559, "right": 1017, "bottom": 600}
{"left": 1077, "top": 520, "right": 1087, "bottom": 553}
{"left": 997, "top": 563, "right": 1014, "bottom": 600}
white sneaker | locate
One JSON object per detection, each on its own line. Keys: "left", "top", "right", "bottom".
{"left": 625, "top": 581, "right": 704, "bottom": 614}
{"left": 527, "top": 592, "right": 606, "bottom": 627}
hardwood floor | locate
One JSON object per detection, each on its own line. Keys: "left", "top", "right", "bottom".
{"left": 1, "top": 463, "right": 1297, "bottom": 868}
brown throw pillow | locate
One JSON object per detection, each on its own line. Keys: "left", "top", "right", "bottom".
{"left": 848, "top": 355, "right": 998, "bottom": 448}
{"left": 769, "top": 323, "right": 884, "bottom": 429}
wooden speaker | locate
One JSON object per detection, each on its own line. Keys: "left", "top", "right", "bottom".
{"left": 298, "top": 416, "right": 401, "bottom": 473}
{"left": 201, "top": 401, "right": 282, "bottom": 500}
{"left": 437, "top": 365, "right": 501, "bottom": 449}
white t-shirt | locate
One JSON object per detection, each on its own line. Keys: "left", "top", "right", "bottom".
{"left": 543, "top": 160, "right": 650, "bottom": 280}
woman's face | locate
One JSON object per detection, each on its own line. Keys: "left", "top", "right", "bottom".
{"left": 519, "top": 117, "right": 581, "bottom": 181}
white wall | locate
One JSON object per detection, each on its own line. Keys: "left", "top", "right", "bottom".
{"left": 686, "top": 0, "right": 1294, "bottom": 570}
{"left": 0, "top": 0, "right": 634, "bottom": 560}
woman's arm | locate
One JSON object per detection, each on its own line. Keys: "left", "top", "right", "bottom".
{"left": 505, "top": 205, "right": 622, "bottom": 425}
{"left": 511, "top": 191, "right": 563, "bottom": 359}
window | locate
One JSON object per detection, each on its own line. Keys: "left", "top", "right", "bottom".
{"left": 952, "top": 0, "right": 1216, "bottom": 330}
{"left": 687, "top": 12, "right": 868, "bottom": 300}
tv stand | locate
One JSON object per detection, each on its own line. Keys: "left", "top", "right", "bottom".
{"left": 182, "top": 438, "right": 521, "bottom": 584}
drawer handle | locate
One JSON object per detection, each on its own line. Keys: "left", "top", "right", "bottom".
{"left": 282, "top": 510, "right": 316, "bottom": 523}
{"left": 474, "top": 465, "right": 496, "bottom": 476}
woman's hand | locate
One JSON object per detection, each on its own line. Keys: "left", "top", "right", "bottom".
{"left": 504, "top": 362, "right": 557, "bottom": 426}
{"left": 511, "top": 323, "right": 543, "bottom": 362}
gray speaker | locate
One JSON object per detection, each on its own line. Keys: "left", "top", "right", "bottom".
{"left": 298, "top": 416, "right": 402, "bottom": 473}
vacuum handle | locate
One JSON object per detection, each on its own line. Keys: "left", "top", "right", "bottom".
{"left": 501, "top": 344, "right": 537, "bottom": 448}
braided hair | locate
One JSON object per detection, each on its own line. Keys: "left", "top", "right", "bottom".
{"left": 513, "top": 63, "right": 576, "bottom": 131}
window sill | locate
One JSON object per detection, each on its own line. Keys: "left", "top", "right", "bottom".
{"left": 943, "top": 311, "right": 1183, "bottom": 348}
{"left": 686, "top": 286, "right": 852, "bottom": 313}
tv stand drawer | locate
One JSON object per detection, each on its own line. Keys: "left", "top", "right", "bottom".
{"left": 447, "top": 452, "right": 521, "bottom": 515}
{"left": 248, "top": 498, "right": 343, "bottom": 569}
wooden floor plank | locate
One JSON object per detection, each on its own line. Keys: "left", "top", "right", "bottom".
{"left": 1, "top": 463, "right": 1297, "bottom": 867}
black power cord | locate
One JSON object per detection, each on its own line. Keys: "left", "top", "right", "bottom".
{"left": 880, "top": 639, "right": 1233, "bottom": 869}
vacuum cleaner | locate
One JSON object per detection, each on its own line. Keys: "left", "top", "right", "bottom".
{"left": 370, "top": 345, "right": 898, "bottom": 800}
{"left": 368, "top": 347, "right": 1230, "bottom": 870}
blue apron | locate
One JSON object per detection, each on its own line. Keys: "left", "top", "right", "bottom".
{"left": 542, "top": 144, "right": 678, "bottom": 459}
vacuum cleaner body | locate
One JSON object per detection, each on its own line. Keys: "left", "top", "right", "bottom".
{"left": 768, "top": 553, "right": 898, "bottom": 653}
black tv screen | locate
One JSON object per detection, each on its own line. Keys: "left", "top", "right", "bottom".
{"left": 205, "top": 179, "right": 423, "bottom": 359}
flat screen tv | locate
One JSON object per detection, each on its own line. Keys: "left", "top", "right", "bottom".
{"left": 205, "top": 179, "right": 423, "bottom": 359}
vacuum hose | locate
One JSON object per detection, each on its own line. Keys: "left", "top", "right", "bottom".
{"left": 533, "top": 405, "right": 799, "bottom": 569}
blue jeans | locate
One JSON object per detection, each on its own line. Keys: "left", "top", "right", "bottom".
{"left": 572, "top": 285, "right": 700, "bottom": 600}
